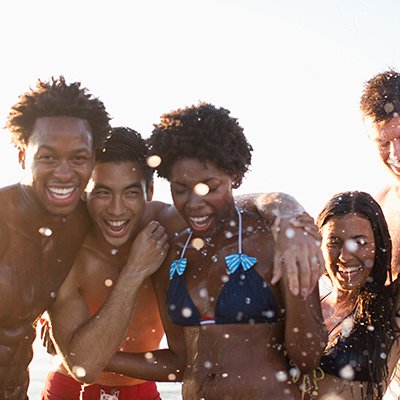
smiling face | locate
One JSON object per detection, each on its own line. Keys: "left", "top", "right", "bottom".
{"left": 170, "top": 158, "right": 235, "bottom": 236}
{"left": 86, "top": 161, "right": 152, "bottom": 247}
{"left": 366, "top": 115, "right": 400, "bottom": 179}
{"left": 20, "top": 116, "right": 94, "bottom": 216}
{"left": 321, "top": 213, "right": 376, "bottom": 292}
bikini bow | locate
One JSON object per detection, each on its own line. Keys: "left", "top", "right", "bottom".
{"left": 225, "top": 253, "right": 257, "bottom": 275}
{"left": 169, "top": 258, "right": 188, "bottom": 280}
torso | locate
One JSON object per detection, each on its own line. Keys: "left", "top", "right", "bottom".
{"left": 376, "top": 184, "right": 400, "bottom": 279}
{"left": 57, "top": 231, "right": 164, "bottom": 387}
{"left": 0, "top": 184, "right": 91, "bottom": 399}
{"left": 157, "top": 209, "right": 301, "bottom": 399}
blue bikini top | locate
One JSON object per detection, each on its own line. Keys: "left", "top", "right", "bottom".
{"left": 167, "top": 207, "right": 279, "bottom": 326}
{"left": 320, "top": 296, "right": 378, "bottom": 383}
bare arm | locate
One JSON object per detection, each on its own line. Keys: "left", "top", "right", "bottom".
{"left": 105, "top": 253, "right": 187, "bottom": 381}
{"left": 236, "top": 192, "right": 324, "bottom": 297}
{"left": 281, "top": 272, "right": 327, "bottom": 373}
{"left": 48, "top": 221, "right": 168, "bottom": 384}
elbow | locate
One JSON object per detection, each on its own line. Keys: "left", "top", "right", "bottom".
{"left": 65, "top": 359, "right": 103, "bottom": 384}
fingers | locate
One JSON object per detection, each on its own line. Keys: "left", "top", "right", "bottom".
{"left": 284, "top": 251, "right": 300, "bottom": 296}
{"left": 297, "top": 252, "right": 311, "bottom": 298}
{"left": 272, "top": 252, "right": 284, "bottom": 285}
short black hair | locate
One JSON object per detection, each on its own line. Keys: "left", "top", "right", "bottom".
{"left": 148, "top": 102, "right": 252, "bottom": 186}
{"left": 360, "top": 69, "right": 400, "bottom": 123}
{"left": 6, "top": 76, "right": 111, "bottom": 149}
{"left": 97, "top": 126, "right": 153, "bottom": 186}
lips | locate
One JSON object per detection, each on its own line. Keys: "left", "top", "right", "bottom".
{"left": 387, "top": 158, "right": 400, "bottom": 175}
{"left": 337, "top": 264, "right": 363, "bottom": 279}
{"left": 189, "top": 215, "right": 214, "bottom": 232}
{"left": 104, "top": 219, "right": 129, "bottom": 237}
{"left": 46, "top": 186, "right": 78, "bottom": 205}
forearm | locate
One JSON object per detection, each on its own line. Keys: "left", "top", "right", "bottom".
{"left": 53, "top": 272, "right": 146, "bottom": 383}
{"left": 235, "top": 192, "right": 305, "bottom": 224}
{"left": 106, "top": 348, "right": 185, "bottom": 382}
{"left": 284, "top": 288, "right": 327, "bottom": 372}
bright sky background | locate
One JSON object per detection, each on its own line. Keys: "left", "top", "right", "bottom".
{"left": 0, "top": 0, "right": 398, "bottom": 217}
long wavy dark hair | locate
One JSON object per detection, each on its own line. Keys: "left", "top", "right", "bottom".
{"left": 317, "top": 191, "right": 399, "bottom": 399}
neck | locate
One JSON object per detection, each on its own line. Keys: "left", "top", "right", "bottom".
{"left": 17, "top": 183, "right": 66, "bottom": 227}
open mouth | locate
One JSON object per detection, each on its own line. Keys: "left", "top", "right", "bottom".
{"left": 46, "top": 186, "right": 77, "bottom": 204}
{"left": 189, "top": 215, "right": 213, "bottom": 232}
{"left": 337, "top": 265, "right": 363, "bottom": 279}
{"left": 104, "top": 220, "right": 130, "bottom": 237}
{"left": 388, "top": 158, "right": 400, "bottom": 175}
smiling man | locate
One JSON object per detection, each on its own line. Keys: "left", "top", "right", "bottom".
{"left": 360, "top": 70, "right": 400, "bottom": 279}
{"left": 43, "top": 127, "right": 169, "bottom": 399}
{"left": 0, "top": 77, "right": 110, "bottom": 399}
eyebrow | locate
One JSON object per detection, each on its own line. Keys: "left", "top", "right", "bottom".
{"left": 37, "top": 145, "right": 91, "bottom": 153}
{"left": 93, "top": 183, "right": 143, "bottom": 191}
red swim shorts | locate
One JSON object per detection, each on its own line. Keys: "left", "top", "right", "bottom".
{"left": 41, "top": 371, "right": 162, "bottom": 400}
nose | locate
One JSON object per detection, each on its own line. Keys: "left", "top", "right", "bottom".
{"left": 53, "top": 160, "right": 73, "bottom": 181}
{"left": 338, "top": 240, "right": 356, "bottom": 262}
{"left": 107, "top": 195, "right": 126, "bottom": 216}
{"left": 187, "top": 190, "right": 206, "bottom": 211}
{"left": 389, "top": 139, "right": 400, "bottom": 162}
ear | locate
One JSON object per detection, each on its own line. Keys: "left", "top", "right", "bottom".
{"left": 232, "top": 176, "right": 241, "bottom": 189}
{"left": 18, "top": 147, "right": 26, "bottom": 169}
{"left": 81, "top": 191, "right": 88, "bottom": 202}
{"left": 146, "top": 179, "right": 154, "bottom": 202}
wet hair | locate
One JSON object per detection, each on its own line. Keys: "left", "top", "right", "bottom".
{"left": 317, "top": 191, "right": 399, "bottom": 398}
{"left": 6, "top": 76, "right": 111, "bottom": 149}
{"left": 360, "top": 69, "right": 400, "bottom": 123}
{"left": 148, "top": 102, "right": 253, "bottom": 186}
{"left": 96, "top": 126, "right": 153, "bottom": 187}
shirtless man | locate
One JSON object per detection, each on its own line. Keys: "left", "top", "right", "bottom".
{"left": 43, "top": 127, "right": 170, "bottom": 399}
{"left": 360, "top": 70, "right": 400, "bottom": 398}
{"left": 0, "top": 76, "right": 111, "bottom": 399}
{"left": 360, "top": 69, "right": 400, "bottom": 279}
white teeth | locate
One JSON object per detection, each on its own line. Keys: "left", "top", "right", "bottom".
{"left": 48, "top": 187, "right": 75, "bottom": 199}
{"left": 190, "top": 216, "right": 209, "bottom": 223}
{"left": 108, "top": 220, "right": 127, "bottom": 227}
{"left": 338, "top": 265, "right": 362, "bottom": 273}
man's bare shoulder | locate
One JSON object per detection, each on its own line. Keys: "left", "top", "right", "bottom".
{"left": 143, "top": 201, "right": 186, "bottom": 235}
{"left": 376, "top": 184, "right": 400, "bottom": 204}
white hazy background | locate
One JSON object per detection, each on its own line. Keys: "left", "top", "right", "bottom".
{"left": 0, "top": 0, "right": 399, "bottom": 397}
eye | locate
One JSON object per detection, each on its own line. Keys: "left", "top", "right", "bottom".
{"left": 356, "top": 238, "right": 367, "bottom": 246}
{"left": 94, "top": 190, "right": 110, "bottom": 197}
{"left": 125, "top": 190, "right": 141, "bottom": 197}
{"left": 37, "top": 154, "right": 55, "bottom": 162}
{"left": 326, "top": 238, "right": 341, "bottom": 248}
{"left": 377, "top": 139, "right": 390, "bottom": 148}
{"left": 71, "top": 155, "right": 90, "bottom": 164}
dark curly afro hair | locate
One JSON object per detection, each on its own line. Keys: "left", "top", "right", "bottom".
{"left": 148, "top": 102, "right": 253, "bottom": 186}
{"left": 6, "top": 76, "right": 111, "bottom": 149}
{"left": 360, "top": 69, "right": 400, "bottom": 123}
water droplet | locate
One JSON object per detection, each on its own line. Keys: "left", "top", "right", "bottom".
{"left": 285, "top": 228, "right": 295, "bottom": 239}
{"left": 145, "top": 352, "right": 154, "bottom": 360}
{"left": 211, "top": 255, "right": 218, "bottom": 263}
{"left": 199, "top": 288, "right": 208, "bottom": 298}
{"left": 105, "top": 279, "right": 113, "bottom": 287}
{"left": 225, "top": 231, "right": 233, "bottom": 239}
{"left": 50, "top": 291, "right": 56, "bottom": 298}
{"left": 344, "top": 239, "right": 357, "bottom": 253}
{"left": 168, "top": 373, "right": 177, "bottom": 381}
{"left": 111, "top": 248, "right": 119, "bottom": 255}
{"left": 39, "top": 227, "right": 52, "bottom": 237}
{"left": 339, "top": 364, "right": 354, "bottom": 380}
{"left": 72, "top": 365, "right": 86, "bottom": 378}
{"left": 275, "top": 371, "right": 288, "bottom": 382}
{"left": 194, "top": 183, "right": 209, "bottom": 196}
{"left": 222, "top": 372, "right": 228, "bottom": 378}
{"left": 192, "top": 238, "right": 205, "bottom": 250}
{"left": 146, "top": 155, "right": 162, "bottom": 168}
{"left": 204, "top": 361, "right": 213, "bottom": 369}
{"left": 182, "top": 307, "right": 192, "bottom": 318}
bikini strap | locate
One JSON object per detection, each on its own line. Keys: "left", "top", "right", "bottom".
{"left": 169, "top": 230, "right": 193, "bottom": 280}
{"left": 225, "top": 207, "right": 257, "bottom": 274}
